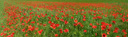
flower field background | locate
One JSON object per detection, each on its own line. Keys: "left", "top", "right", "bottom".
{"left": 0, "top": 0, "right": 128, "bottom": 37}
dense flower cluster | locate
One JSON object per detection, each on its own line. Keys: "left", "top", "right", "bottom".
{"left": 0, "top": 1, "right": 127, "bottom": 37}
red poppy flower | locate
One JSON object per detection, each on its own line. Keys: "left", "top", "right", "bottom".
{"left": 51, "top": 15, "right": 53, "bottom": 17}
{"left": 83, "top": 18, "right": 86, "bottom": 21}
{"left": 83, "top": 15, "right": 86, "bottom": 18}
{"left": 93, "top": 14, "right": 96, "bottom": 16}
{"left": 101, "top": 25, "right": 106, "bottom": 30}
{"left": 22, "top": 28, "right": 25, "bottom": 32}
{"left": 89, "top": 23, "right": 93, "bottom": 26}
{"left": 84, "top": 30, "right": 87, "bottom": 32}
{"left": 64, "top": 29, "right": 69, "bottom": 33}
{"left": 113, "top": 27, "right": 119, "bottom": 33}
{"left": 74, "top": 19, "right": 78, "bottom": 23}
{"left": 101, "top": 22, "right": 106, "bottom": 25}
{"left": 23, "top": 13, "right": 26, "bottom": 15}
{"left": 36, "top": 19, "right": 38, "bottom": 21}
{"left": 102, "top": 33, "right": 107, "bottom": 37}
{"left": 108, "top": 24, "right": 112, "bottom": 28}
{"left": 126, "top": 19, "right": 128, "bottom": 22}
{"left": 50, "top": 23, "right": 56, "bottom": 29}
{"left": 60, "top": 19, "right": 64, "bottom": 22}
{"left": 74, "top": 23, "right": 78, "bottom": 26}
{"left": 0, "top": 33, "right": 4, "bottom": 36}
{"left": 122, "top": 29, "right": 127, "bottom": 34}
{"left": 22, "top": 23, "right": 24, "bottom": 25}
{"left": 31, "top": 21, "right": 35, "bottom": 24}
{"left": 64, "top": 20, "right": 68, "bottom": 24}
{"left": 59, "top": 29, "right": 63, "bottom": 33}
{"left": 123, "top": 35, "right": 126, "bottom": 37}
{"left": 29, "top": 12, "right": 33, "bottom": 14}
{"left": 92, "top": 25, "right": 97, "bottom": 29}
{"left": 25, "top": 34, "right": 28, "bottom": 36}
{"left": 104, "top": 14, "right": 107, "bottom": 17}
{"left": 45, "top": 14, "right": 47, "bottom": 16}
{"left": 43, "top": 24, "right": 47, "bottom": 27}
{"left": 35, "top": 27, "right": 38, "bottom": 30}
{"left": 123, "top": 32, "right": 127, "bottom": 34}
{"left": 48, "top": 21, "right": 52, "bottom": 24}
{"left": 96, "top": 23, "right": 99, "bottom": 25}
{"left": 61, "top": 15, "right": 64, "bottom": 17}
{"left": 80, "top": 24, "right": 84, "bottom": 28}
{"left": 121, "top": 18, "right": 125, "bottom": 22}
{"left": 55, "top": 24, "right": 59, "bottom": 27}
{"left": 37, "top": 15, "right": 41, "bottom": 18}
{"left": 55, "top": 16, "right": 59, "bottom": 20}
{"left": 38, "top": 29, "right": 43, "bottom": 35}
{"left": 97, "top": 16, "right": 102, "bottom": 19}
{"left": 41, "top": 13, "right": 45, "bottom": 17}
{"left": 11, "top": 32, "right": 15, "bottom": 37}
{"left": 116, "top": 36, "right": 120, "bottom": 37}
{"left": 127, "top": 14, "right": 128, "bottom": 17}
{"left": 28, "top": 25, "right": 35, "bottom": 31}
{"left": 122, "top": 29, "right": 126, "bottom": 32}
{"left": 55, "top": 34, "right": 58, "bottom": 37}
{"left": 48, "top": 17, "right": 51, "bottom": 20}
{"left": 71, "top": 16, "right": 74, "bottom": 19}
{"left": 93, "top": 17, "right": 97, "bottom": 19}
{"left": 107, "top": 29, "right": 111, "bottom": 32}
{"left": 112, "top": 20, "right": 116, "bottom": 24}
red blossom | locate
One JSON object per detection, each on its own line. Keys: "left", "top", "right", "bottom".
{"left": 92, "top": 25, "right": 97, "bottom": 29}
{"left": 101, "top": 25, "right": 106, "bottom": 30}
{"left": 59, "top": 29, "right": 63, "bottom": 33}
{"left": 121, "top": 18, "right": 125, "bottom": 22}
{"left": 102, "top": 33, "right": 107, "bottom": 37}
{"left": 25, "top": 34, "right": 28, "bottom": 36}
{"left": 22, "top": 28, "right": 25, "bottom": 32}
{"left": 108, "top": 24, "right": 112, "bottom": 28}
{"left": 93, "top": 17, "right": 97, "bottom": 19}
{"left": 97, "top": 16, "right": 102, "bottom": 19}
{"left": 71, "top": 16, "right": 74, "bottom": 19}
{"left": 83, "top": 18, "right": 86, "bottom": 21}
{"left": 60, "top": 19, "right": 64, "bottom": 22}
{"left": 113, "top": 27, "right": 119, "bottom": 33}
{"left": 55, "top": 24, "right": 59, "bottom": 27}
{"left": 36, "top": 19, "right": 38, "bottom": 21}
{"left": 38, "top": 29, "right": 43, "bottom": 35}
{"left": 35, "top": 27, "right": 39, "bottom": 30}
{"left": 83, "top": 15, "right": 86, "bottom": 18}
{"left": 48, "top": 21, "right": 52, "bottom": 24}
{"left": 50, "top": 23, "right": 56, "bottom": 29}
{"left": 64, "top": 20, "right": 68, "bottom": 24}
{"left": 48, "top": 17, "right": 51, "bottom": 20}
{"left": 124, "top": 35, "right": 126, "bottom": 37}
{"left": 74, "top": 23, "right": 78, "bottom": 26}
{"left": 112, "top": 20, "right": 116, "bottom": 24}
{"left": 107, "top": 29, "right": 111, "bottom": 32}
{"left": 89, "top": 23, "right": 93, "bottom": 26}
{"left": 64, "top": 29, "right": 69, "bottom": 33}
{"left": 22, "top": 23, "right": 25, "bottom": 25}
{"left": 0, "top": 33, "right": 4, "bottom": 36}
{"left": 31, "top": 21, "right": 35, "bottom": 23}
{"left": 84, "top": 30, "right": 87, "bottom": 32}
{"left": 55, "top": 34, "right": 58, "bottom": 37}
{"left": 116, "top": 36, "right": 120, "bottom": 37}
{"left": 37, "top": 15, "right": 41, "bottom": 18}
{"left": 43, "top": 24, "right": 47, "bottom": 27}
{"left": 74, "top": 19, "right": 78, "bottom": 23}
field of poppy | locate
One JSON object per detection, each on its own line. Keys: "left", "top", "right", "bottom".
{"left": 0, "top": 0, "right": 128, "bottom": 37}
